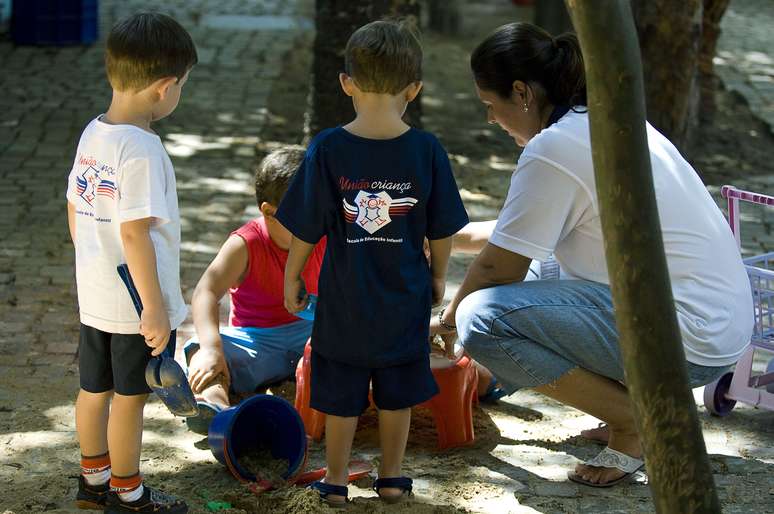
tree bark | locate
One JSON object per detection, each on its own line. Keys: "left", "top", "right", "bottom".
{"left": 307, "top": 0, "right": 422, "bottom": 139}
{"left": 565, "top": 1, "right": 721, "bottom": 513}
{"left": 535, "top": 0, "right": 573, "bottom": 35}
{"left": 631, "top": 0, "right": 702, "bottom": 154}
{"left": 699, "top": 0, "right": 731, "bottom": 122}
{"left": 426, "top": 0, "right": 461, "bottom": 35}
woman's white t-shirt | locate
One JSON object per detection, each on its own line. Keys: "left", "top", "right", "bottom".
{"left": 490, "top": 110, "right": 753, "bottom": 367}
{"left": 66, "top": 117, "right": 188, "bottom": 334}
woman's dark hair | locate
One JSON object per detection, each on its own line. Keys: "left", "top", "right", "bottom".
{"left": 470, "top": 22, "right": 586, "bottom": 107}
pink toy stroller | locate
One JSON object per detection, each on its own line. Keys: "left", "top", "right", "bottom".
{"left": 704, "top": 185, "right": 774, "bottom": 415}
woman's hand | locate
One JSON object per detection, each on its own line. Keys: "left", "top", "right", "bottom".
{"left": 430, "top": 311, "right": 457, "bottom": 358}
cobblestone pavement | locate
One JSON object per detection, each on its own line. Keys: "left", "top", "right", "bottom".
{"left": 711, "top": 0, "right": 774, "bottom": 256}
{"left": 0, "top": 1, "right": 773, "bottom": 513}
{"left": 717, "top": 0, "right": 774, "bottom": 133}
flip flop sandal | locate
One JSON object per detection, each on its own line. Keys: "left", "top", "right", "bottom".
{"left": 373, "top": 476, "right": 413, "bottom": 504}
{"left": 479, "top": 377, "right": 508, "bottom": 404}
{"left": 309, "top": 481, "right": 349, "bottom": 508}
{"left": 580, "top": 422, "right": 609, "bottom": 443}
{"left": 567, "top": 447, "right": 645, "bottom": 488}
{"left": 185, "top": 400, "right": 223, "bottom": 436}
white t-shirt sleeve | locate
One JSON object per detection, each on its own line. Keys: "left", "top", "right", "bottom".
{"left": 66, "top": 170, "right": 78, "bottom": 204}
{"left": 489, "top": 157, "right": 587, "bottom": 261}
{"left": 118, "top": 156, "right": 170, "bottom": 224}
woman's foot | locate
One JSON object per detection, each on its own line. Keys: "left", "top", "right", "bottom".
{"left": 572, "top": 427, "right": 642, "bottom": 485}
{"left": 580, "top": 423, "right": 610, "bottom": 444}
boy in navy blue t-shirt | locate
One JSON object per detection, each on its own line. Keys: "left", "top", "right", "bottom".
{"left": 276, "top": 19, "right": 468, "bottom": 506}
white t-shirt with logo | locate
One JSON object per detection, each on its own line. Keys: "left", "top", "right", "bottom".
{"left": 490, "top": 110, "right": 753, "bottom": 367}
{"left": 66, "top": 117, "right": 188, "bottom": 334}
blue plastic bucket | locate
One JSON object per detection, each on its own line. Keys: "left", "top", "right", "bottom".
{"left": 208, "top": 394, "right": 307, "bottom": 482}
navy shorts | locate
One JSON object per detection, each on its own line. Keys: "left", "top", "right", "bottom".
{"left": 78, "top": 323, "right": 176, "bottom": 396}
{"left": 310, "top": 351, "right": 439, "bottom": 417}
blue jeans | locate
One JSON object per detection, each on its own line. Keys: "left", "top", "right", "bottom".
{"left": 183, "top": 321, "right": 312, "bottom": 394}
{"left": 456, "top": 280, "right": 728, "bottom": 394}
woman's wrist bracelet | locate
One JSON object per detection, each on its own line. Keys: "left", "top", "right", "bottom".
{"left": 438, "top": 307, "right": 456, "bottom": 331}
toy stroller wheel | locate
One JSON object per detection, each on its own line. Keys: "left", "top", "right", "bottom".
{"left": 704, "top": 372, "right": 736, "bottom": 417}
{"left": 766, "top": 359, "right": 774, "bottom": 394}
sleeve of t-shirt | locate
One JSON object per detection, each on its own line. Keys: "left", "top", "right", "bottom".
{"left": 118, "top": 156, "right": 170, "bottom": 224}
{"left": 489, "top": 157, "right": 586, "bottom": 261}
{"left": 66, "top": 167, "right": 79, "bottom": 204}
{"left": 275, "top": 145, "right": 337, "bottom": 244}
{"left": 426, "top": 138, "right": 469, "bottom": 240}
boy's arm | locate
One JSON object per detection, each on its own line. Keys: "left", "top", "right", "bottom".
{"left": 284, "top": 236, "right": 316, "bottom": 314}
{"left": 67, "top": 202, "right": 76, "bottom": 244}
{"left": 428, "top": 236, "right": 453, "bottom": 308}
{"left": 188, "top": 235, "right": 248, "bottom": 392}
{"left": 452, "top": 220, "right": 497, "bottom": 254}
{"left": 120, "top": 218, "right": 170, "bottom": 355}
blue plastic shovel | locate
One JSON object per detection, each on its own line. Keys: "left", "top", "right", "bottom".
{"left": 117, "top": 264, "right": 199, "bottom": 417}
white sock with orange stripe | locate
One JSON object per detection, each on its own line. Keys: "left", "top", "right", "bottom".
{"left": 80, "top": 453, "right": 110, "bottom": 485}
{"left": 110, "top": 473, "right": 144, "bottom": 502}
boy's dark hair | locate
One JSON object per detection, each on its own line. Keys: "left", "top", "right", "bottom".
{"left": 344, "top": 19, "right": 422, "bottom": 95}
{"left": 255, "top": 146, "right": 306, "bottom": 207}
{"left": 106, "top": 12, "right": 198, "bottom": 91}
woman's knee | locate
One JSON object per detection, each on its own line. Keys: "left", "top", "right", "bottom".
{"left": 455, "top": 290, "right": 498, "bottom": 355}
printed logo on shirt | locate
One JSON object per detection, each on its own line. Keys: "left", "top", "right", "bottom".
{"left": 342, "top": 190, "right": 417, "bottom": 235}
{"left": 75, "top": 155, "right": 117, "bottom": 207}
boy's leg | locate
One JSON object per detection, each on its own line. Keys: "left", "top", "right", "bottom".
{"left": 76, "top": 389, "right": 113, "bottom": 472}
{"left": 309, "top": 350, "right": 371, "bottom": 503}
{"left": 377, "top": 408, "right": 411, "bottom": 497}
{"left": 322, "top": 415, "right": 359, "bottom": 500}
{"left": 76, "top": 324, "right": 115, "bottom": 501}
{"left": 372, "top": 357, "right": 439, "bottom": 499}
{"left": 107, "top": 392, "right": 147, "bottom": 480}
{"left": 220, "top": 323, "right": 312, "bottom": 394}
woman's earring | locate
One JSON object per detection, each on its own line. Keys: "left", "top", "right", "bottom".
{"left": 523, "top": 103, "right": 529, "bottom": 113}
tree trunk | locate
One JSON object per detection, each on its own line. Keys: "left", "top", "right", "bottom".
{"left": 426, "top": 0, "right": 461, "bottom": 35}
{"left": 631, "top": 0, "right": 702, "bottom": 154}
{"left": 535, "top": 0, "right": 573, "bottom": 35}
{"left": 307, "top": 0, "right": 422, "bottom": 139}
{"left": 565, "top": 1, "right": 721, "bottom": 513}
{"left": 699, "top": 0, "right": 730, "bottom": 122}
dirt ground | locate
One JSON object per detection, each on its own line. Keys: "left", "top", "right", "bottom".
{"left": 2, "top": 1, "right": 773, "bottom": 513}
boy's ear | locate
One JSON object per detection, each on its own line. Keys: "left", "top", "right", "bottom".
{"left": 154, "top": 76, "right": 179, "bottom": 101}
{"left": 339, "top": 73, "right": 355, "bottom": 97}
{"left": 260, "top": 202, "right": 277, "bottom": 217}
{"left": 405, "top": 81, "right": 423, "bottom": 103}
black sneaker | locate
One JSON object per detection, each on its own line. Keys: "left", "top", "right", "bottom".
{"left": 104, "top": 486, "right": 188, "bottom": 513}
{"left": 74, "top": 475, "right": 109, "bottom": 510}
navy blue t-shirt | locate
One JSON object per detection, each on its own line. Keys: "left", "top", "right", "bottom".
{"left": 275, "top": 127, "right": 469, "bottom": 368}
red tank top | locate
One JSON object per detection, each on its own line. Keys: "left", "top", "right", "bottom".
{"left": 229, "top": 217, "right": 325, "bottom": 328}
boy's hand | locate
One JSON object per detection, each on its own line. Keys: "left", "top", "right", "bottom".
{"left": 431, "top": 277, "right": 446, "bottom": 307}
{"left": 188, "top": 344, "right": 230, "bottom": 393}
{"left": 140, "top": 307, "right": 171, "bottom": 356}
{"left": 284, "top": 276, "right": 307, "bottom": 314}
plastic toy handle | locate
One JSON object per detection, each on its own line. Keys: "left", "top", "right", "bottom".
{"left": 116, "top": 264, "right": 173, "bottom": 358}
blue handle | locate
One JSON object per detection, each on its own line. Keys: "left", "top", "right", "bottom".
{"left": 117, "top": 264, "right": 172, "bottom": 359}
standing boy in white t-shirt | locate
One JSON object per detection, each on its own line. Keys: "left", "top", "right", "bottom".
{"left": 65, "top": 13, "right": 195, "bottom": 514}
